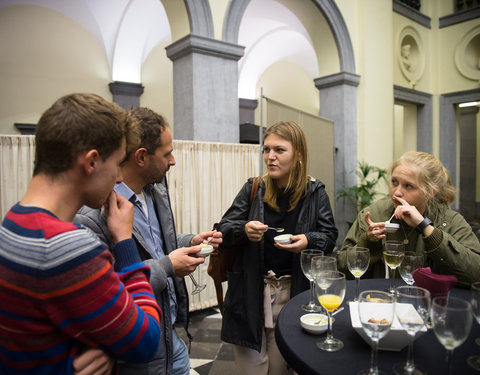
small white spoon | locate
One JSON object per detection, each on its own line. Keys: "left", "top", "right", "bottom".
{"left": 268, "top": 227, "right": 285, "bottom": 233}
{"left": 313, "top": 307, "right": 344, "bottom": 324}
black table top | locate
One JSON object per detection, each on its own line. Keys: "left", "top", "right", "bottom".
{"left": 275, "top": 278, "right": 480, "bottom": 375}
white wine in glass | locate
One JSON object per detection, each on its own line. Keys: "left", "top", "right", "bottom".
{"left": 346, "top": 247, "right": 370, "bottom": 301}
{"left": 300, "top": 249, "right": 324, "bottom": 312}
{"left": 383, "top": 240, "right": 405, "bottom": 294}
{"left": 393, "top": 286, "right": 431, "bottom": 375}
{"left": 431, "top": 296, "right": 473, "bottom": 375}
{"left": 314, "top": 271, "right": 346, "bottom": 352}
{"left": 357, "top": 290, "right": 395, "bottom": 375}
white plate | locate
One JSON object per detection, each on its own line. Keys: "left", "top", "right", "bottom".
{"left": 274, "top": 234, "right": 292, "bottom": 244}
{"left": 198, "top": 245, "right": 213, "bottom": 257}
{"left": 349, "top": 301, "right": 427, "bottom": 351}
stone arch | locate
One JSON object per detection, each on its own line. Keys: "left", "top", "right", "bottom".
{"left": 223, "top": 0, "right": 356, "bottom": 74}
{"left": 184, "top": 0, "right": 214, "bottom": 38}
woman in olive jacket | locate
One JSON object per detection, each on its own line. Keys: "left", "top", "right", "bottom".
{"left": 218, "top": 121, "right": 338, "bottom": 375}
{"left": 338, "top": 151, "right": 480, "bottom": 287}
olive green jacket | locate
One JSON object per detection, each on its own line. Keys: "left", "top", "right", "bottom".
{"left": 338, "top": 197, "right": 480, "bottom": 287}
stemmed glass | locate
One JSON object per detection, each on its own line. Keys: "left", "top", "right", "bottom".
{"left": 346, "top": 247, "right": 370, "bottom": 301}
{"left": 357, "top": 290, "right": 395, "bottom": 375}
{"left": 398, "top": 252, "right": 423, "bottom": 286}
{"left": 383, "top": 240, "right": 405, "bottom": 294}
{"left": 314, "top": 270, "right": 346, "bottom": 351}
{"left": 467, "top": 281, "right": 480, "bottom": 370}
{"left": 431, "top": 296, "right": 473, "bottom": 375}
{"left": 393, "top": 286, "right": 431, "bottom": 375}
{"left": 311, "top": 256, "right": 337, "bottom": 281}
{"left": 189, "top": 273, "right": 206, "bottom": 295}
{"left": 300, "top": 249, "right": 324, "bottom": 312}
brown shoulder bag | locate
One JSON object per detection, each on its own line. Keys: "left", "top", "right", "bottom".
{"left": 207, "top": 176, "right": 261, "bottom": 313}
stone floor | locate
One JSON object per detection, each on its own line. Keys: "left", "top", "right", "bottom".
{"left": 176, "top": 307, "right": 239, "bottom": 375}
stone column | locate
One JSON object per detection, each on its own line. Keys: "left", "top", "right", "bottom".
{"left": 315, "top": 72, "right": 361, "bottom": 246}
{"left": 166, "top": 34, "right": 244, "bottom": 142}
{"left": 459, "top": 106, "right": 479, "bottom": 220}
{"left": 108, "top": 81, "right": 144, "bottom": 109}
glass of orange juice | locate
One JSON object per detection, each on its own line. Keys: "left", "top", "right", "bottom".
{"left": 314, "top": 270, "right": 346, "bottom": 351}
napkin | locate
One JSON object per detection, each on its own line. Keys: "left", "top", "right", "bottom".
{"left": 412, "top": 267, "right": 457, "bottom": 298}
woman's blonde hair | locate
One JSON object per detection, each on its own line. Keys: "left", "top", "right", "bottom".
{"left": 262, "top": 121, "right": 308, "bottom": 211}
{"left": 389, "top": 151, "right": 455, "bottom": 209}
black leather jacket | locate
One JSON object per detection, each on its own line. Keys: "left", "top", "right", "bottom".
{"left": 218, "top": 177, "right": 338, "bottom": 351}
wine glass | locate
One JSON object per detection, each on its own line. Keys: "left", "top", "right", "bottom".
{"left": 300, "top": 249, "right": 324, "bottom": 312}
{"left": 346, "top": 247, "right": 370, "bottom": 301}
{"left": 467, "top": 281, "right": 480, "bottom": 370}
{"left": 314, "top": 271, "right": 346, "bottom": 351}
{"left": 393, "top": 286, "right": 431, "bottom": 375}
{"left": 383, "top": 240, "right": 405, "bottom": 294}
{"left": 311, "top": 256, "right": 337, "bottom": 282}
{"left": 431, "top": 296, "right": 473, "bottom": 375}
{"left": 398, "top": 252, "right": 423, "bottom": 286}
{"left": 357, "top": 290, "right": 395, "bottom": 375}
{"left": 189, "top": 273, "right": 206, "bottom": 295}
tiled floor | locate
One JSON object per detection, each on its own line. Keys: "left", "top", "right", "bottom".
{"left": 176, "top": 307, "right": 239, "bottom": 375}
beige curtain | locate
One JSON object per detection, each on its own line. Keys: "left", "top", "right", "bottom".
{"left": 168, "top": 140, "right": 260, "bottom": 310}
{"left": 0, "top": 135, "right": 260, "bottom": 311}
{"left": 0, "top": 135, "right": 35, "bottom": 218}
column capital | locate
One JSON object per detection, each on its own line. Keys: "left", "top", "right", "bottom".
{"left": 108, "top": 81, "right": 144, "bottom": 109}
{"left": 314, "top": 72, "right": 360, "bottom": 90}
{"left": 166, "top": 34, "right": 244, "bottom": 61}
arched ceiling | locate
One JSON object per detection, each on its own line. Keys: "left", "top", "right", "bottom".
{"left": 0, "top": 0, "right": 322, "bottom": 95}
{"left": 0, "top": 0, "right": 171, "bottom": 83}
{"left": 237, "top": 0, "right": 319, "bottom": 99}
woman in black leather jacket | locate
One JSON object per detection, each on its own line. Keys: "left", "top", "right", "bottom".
{"left": 218, "top": 121, "right": 338, "bottom": 375}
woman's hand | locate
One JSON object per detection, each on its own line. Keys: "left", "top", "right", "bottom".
{"left": 365, "top": 211, "right": 386, "bottom": 242}
{"left": 245, "top": 221, "right": 268, "bottom": 242}
{"left": 392, "top": 197, "right": 424, "bottom": 228}
{"left": 275, "top": 234, "right": 307, "bottom": 253}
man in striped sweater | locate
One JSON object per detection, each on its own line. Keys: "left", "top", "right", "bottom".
{"left": 0, "top": 93, "right": 162, "bottom": 374}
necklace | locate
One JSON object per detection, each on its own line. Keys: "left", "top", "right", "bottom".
{"left": 400, "top": 221, "right": 416, "bottom": 245}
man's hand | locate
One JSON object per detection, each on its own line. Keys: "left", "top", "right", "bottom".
{"left": 169, "top": 247, "right": 205, "bottom": 277}
{"left": 190, "top": 230, "right": 223, "bottom": 249}
{"left": 104, "top": 192, "right": 133, "bottom": 244}
{"left": 73, "top": 348, "right": 114, "bottom": 375}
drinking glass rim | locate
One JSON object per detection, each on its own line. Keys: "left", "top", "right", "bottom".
{"left": 395, "top": 285, "right": 431, "bottom": 298}
{"left": 358, "top": 289, "right": 394, "bottom": 302}
{"left": 432, "top": 295, "right": 472, "bottom": 310}
{"left": 311, "top": 255, "right": 337, "bottom": 263}
{"left": 346, "top": 247, "right": 369, "bottom": 253}
{"left": 301, "top": 249, "right": 325, "bottom": 255}
{"left": 316, "top": 270, "right": 345, "bottom": 280}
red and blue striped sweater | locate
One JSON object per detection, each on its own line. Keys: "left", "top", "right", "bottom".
{"left": 0, "top": 204, "right": 162, "bottom": 374}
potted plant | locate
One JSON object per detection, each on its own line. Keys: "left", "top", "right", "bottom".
{"left": 336, "top": 161, "right": 388, "bottom": 213}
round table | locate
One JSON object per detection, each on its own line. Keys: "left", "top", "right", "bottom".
{"left": 275, "top": 278, "right": 479, "bottom": 375}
